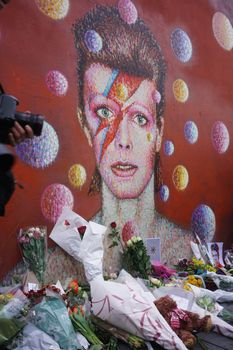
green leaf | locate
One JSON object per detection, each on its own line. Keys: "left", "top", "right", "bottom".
{"left": 89, "top": 345, "right": 103, "bottom": 350}
{"left": 29, "top": 239, "right": 35, "bottom": 247}
{"left": 138, "top": 250, "right": 143, "bottom": 257}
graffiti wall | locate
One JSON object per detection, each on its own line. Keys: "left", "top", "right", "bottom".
{"left": 0, "top": 0, "right": 233, "bottom": 280}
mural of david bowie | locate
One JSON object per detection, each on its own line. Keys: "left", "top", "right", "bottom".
{"left": 48, "top": 4, "right": 194, "bottom": 281}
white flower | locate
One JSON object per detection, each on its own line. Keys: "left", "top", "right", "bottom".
{"left": 131, "top": 236, "right": 138, "bottom": 243}
{"left": 150, "top": 277, "right": 162, "bottom": 287}
{"left": 127, "top": 239, "right": 133, "bottom": 247}
{"left": 28, "top": 232, "right": 33, "bottom": 238}
{"left": 109, "top": 273, "right": 117, "bottom": 280}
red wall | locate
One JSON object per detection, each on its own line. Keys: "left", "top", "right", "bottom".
{"left": 0, "top": 0, "right": 232, "bottom": 280}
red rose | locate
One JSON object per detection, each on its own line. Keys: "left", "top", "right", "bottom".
{"left": 110, "top": 222, "right": 117, "bottom": 229}
{"left": 78, "top": 226, "right": 87, "bottom": 235}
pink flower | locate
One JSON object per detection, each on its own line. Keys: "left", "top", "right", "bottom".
{"left": 152, "top": 261, "right": 176, "bottom": 278}
{"left": 19, "top": 235, "right": 29, "bottom": 244}
{"left": 33, "top": 231, "right": 41, "bottom": 239}
{"left": 122, "top": 221, "right": 139, "bottom": 244}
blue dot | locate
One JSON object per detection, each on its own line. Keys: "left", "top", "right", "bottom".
{"left": 160, "top": 185, "right": 169, "bottom": 202}
{"left": 171, "top": 28, "right": 192, "bottom": 63}
{"left": 164, "top": 140, "right": 174, "bottom": 156}
{"left": 184, "top": 121, "right": 198, "bottom": 144}
{"left": 84, "top": 30, "right": 103, "bottom": 53}
{"left": 191, "top": 204, "right": 216, "bottom": 242}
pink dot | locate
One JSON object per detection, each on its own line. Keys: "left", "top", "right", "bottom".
{"left": 122, "top": 220, "right": 139, "bottom": 244}
{"left": 118, "top": 0, "right": 138, "bottom": 25}
{"left": 211, "top": 121, "right": 230, "bottom": 154}
{"left": 41, "top": 183, "right": 74, "bottom": 222}
{"left": 45, "top": 70, "right": 68, "bottom": 96}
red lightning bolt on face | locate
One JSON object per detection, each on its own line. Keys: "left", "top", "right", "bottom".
{"left": 95, "top": 72, "right": 143, "bottom": 162}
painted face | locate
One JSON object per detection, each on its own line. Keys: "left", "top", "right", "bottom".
{"left": 84, "top": 63, "right": 162, "bottom": 199}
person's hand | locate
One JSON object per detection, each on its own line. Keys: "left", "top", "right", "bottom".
{"left": 8, "top": 122, "right": 34, "bottom": 146}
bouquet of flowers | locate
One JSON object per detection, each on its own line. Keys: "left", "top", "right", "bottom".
{"left": 122, "top": 236, "right": 152, "bottom": 279}
{"left": 175, "top": 257, "right": 216, "bottom": 276}
{"left": 107, "top": 221, "right": 152, "bottom": 279}
{"left": 17, "top": 226, "right": 47, "bottom": 285}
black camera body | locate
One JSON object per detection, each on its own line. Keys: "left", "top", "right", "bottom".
{"left": 0, "top": 88, "right": 44, "bottom": 144}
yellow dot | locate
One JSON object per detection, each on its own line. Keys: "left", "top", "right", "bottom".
{"left": 68, "top": 164, "right": 86, "bottom": 188}
{"left": 115, "top": 83, "right": 128, "bottom": 101}
{"left": 35, "top": 0, "right": 69, "bottom": 20}
{"left": 172, "top": 165, "right": 189, "bottom": 191}
{"left": 147, "top": 132, "right": 153, "bottom": 142}
{"left": 173, "top": 79, "right": 189, "bottom": 103}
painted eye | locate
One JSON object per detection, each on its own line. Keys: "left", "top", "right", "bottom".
{"left": 96, "top": 107, "right": 113, "bottom": 119}
{"left": 134, "top": 114, "right": 148, "bottom": 126}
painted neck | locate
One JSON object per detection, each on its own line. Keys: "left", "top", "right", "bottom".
{"left": 101, "top": 174, "right": 156, "bottom": 238}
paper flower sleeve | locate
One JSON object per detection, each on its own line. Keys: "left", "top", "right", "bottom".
{"left": 79, "top": 221, "right": 107, "bottom": 282}
{"left": 90, "top": 273, "right": 187, "bottom": 350}
{"left": 49, "top": 207, "right": 89, "bottom": 262}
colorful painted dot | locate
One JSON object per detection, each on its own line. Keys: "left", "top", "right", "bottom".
{"left": 191, "top": 204, "right": 216, "bottom": 242}
{"left": 160, "top": 185, "right": 169, "bottom": 202}
{"left": 16, "top": 121, "right": 59, "bottom": 168}
{"left": 41, "top": 183, "right": 74, "bottom": 223}
{"left": 35, "top": 0, "right": 69, "bottom": 20}
{"left": 68, "top": 164, "right": 87, "bottom": 188}
{"left": 212, "top": 12, "right": 233, "bottom": 51}
{"left": 118, "top": 0, "right": 138, "bottom": 25}
{"left": 211, "top": 121, "right": 230, "bottom": 154}
{"left": 173, "top": 79, "right": 189, "bottom": 103}
{"left": 84, "top": 30, "right": 103, "bottom": 53}
{"left": 184, "top": 121, "right": 198, "bottom": 144}
{"left": 164, "top": 140, "right": 174, "bottom": 156}
{"left": 147, "top": 132, "right": 153, "bottom": 142}
{"left": 171, "top": 28, "right": 192, "bottom": 62}
{"left": 45, "top": 70, "right": 68, "bottom": 96}
{"left": 153, "top": 90, "right": 161, "bottom": 104}
{"left": 173, "top": 165, "right": 189, "bottom": 191}
{"left": 115, "top": 83, "right": 128, "bottom": 101}
{"left": 122, "top": 220, "right": 139, "bottom": 244}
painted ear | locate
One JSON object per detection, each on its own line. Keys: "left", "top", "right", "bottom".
{"left": 155, "top": 117, "right": 164, "bottom": 152}
{"left": 77, "top": 107, "right": 93, "bottom": 147}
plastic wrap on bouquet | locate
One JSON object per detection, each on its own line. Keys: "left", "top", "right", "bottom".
{"left": 15, "top": 323, "right": 61, "bottom": 350}
{"left": 49, "top": 207, "right": 90, "bottom": 262}
{"left": 18, "top": 226, "right": 47, "bottom": 285}
{"left": 31, "top": 296, "right": 80, "bottom": 350}
{"left": 189, "top": 282, "right": 233, "bottom": 303}
{"left": 206, "top": 272, "right": 233, "bottom": 293}
{"left": 79, "top": 224, "right": 188, "bottom": 350}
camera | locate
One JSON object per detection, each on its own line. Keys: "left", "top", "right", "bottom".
{"left": 0, "top": 84, "right": 44, "bottom": 144}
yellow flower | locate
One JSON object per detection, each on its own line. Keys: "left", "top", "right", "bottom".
{"left": 6, "top": 293, "right": 13, "bottom": 300}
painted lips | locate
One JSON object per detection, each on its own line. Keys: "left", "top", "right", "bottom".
{"left": 111, "top": 162, "right": 138, "bottom": 177}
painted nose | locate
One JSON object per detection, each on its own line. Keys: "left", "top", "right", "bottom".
{"left": 115, "top": 117, "right": 132, "bottom": 150}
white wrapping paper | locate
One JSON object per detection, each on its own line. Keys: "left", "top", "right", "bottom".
{"left": 79, "top": 220, "right": 187, "bottom": 350}
{"left": 49, "top": 207, "right": 90, "bottom": 262}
